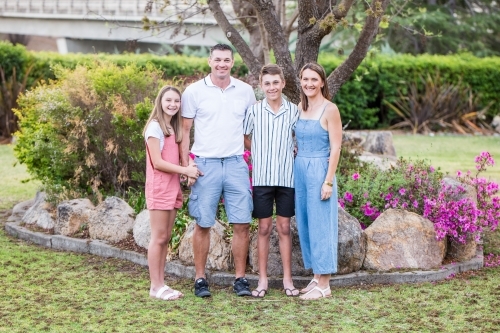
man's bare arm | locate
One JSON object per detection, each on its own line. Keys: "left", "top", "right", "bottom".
{"left": 180, "top": 117, "right": 194, "bottom": 167}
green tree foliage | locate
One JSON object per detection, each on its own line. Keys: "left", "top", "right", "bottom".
{"left": 387, "top": 0, "right": 500, "bottom": 56}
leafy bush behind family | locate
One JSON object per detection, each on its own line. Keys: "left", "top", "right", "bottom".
{"left": 14, "top": 61, "right": 167, "bottom": 204}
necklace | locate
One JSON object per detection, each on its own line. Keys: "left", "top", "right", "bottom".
{"left": 308, "top": 99, "right": 325, "bottom": 112}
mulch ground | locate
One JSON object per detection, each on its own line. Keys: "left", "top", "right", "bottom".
{"left": 110, "top": 234, "right": 147, "bottom": 255}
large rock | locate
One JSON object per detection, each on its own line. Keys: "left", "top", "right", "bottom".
{"left": 363, "top": 209, "right": 446, "bottom": 271}
{"left": 491, "top": 115, "right": 500, "bottom": 134}
{"left": 442, "top": 177, "right": 477, "bottom": 205}
{"left": 133, "top": 210, "right": 151, "bottom": 249}
{"left": 88, "top": 196, "right": 135, "bottom": 242}
{"left": 248, "top": 217, "right": 309, "bottom": 276}
{"left": 363, "top": 131, "right": 397, "bottom": 157}
{"left": 338, "top": 207, "right": 366, "bottom": 274}
{"left": 8, "top": 198, "right": 35, "bottom": 222}
{"left": 447, "top": 234, "right": 477, "bottom": 262}
{"left": 358, "top": 152, "right": 397, "bottom": 171}
{"left": 22, "top": 192, "right": 55, "bottom": 230}
{"left": 55, "top": 199, "right": 94, "bottom": 236}
{"left": 248, "top": 210, "right": 366, "bottom": 276}
{"left": 178, "top": 220, "right": 233, "bottom": 271}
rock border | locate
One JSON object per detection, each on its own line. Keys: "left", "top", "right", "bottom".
{"left": 4, "top": 220, "right": 484, "bottom": 288}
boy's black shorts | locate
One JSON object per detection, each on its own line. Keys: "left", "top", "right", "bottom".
{"left": 252, "top": 186, "right": 295, "bottom": 218}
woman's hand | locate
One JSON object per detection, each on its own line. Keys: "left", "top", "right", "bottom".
{"left": 321, "top": 183, "right": 333, "bottom": 200}
{"left": 187, "top": 177, "right": 197, "bottom": 187}
{"left": 184, "top": 164, "right": 203, "bottom": 179}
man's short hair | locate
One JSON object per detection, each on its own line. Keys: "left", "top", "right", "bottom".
{"left": 259, "top": 64, "right": 285, "bottom": 82}
{"left": 210, "top": 44, "right": 234, "bottom": 58}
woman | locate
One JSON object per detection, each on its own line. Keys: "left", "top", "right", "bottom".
{"left": 294, "top": 63, "right": 342, "bottom": 300}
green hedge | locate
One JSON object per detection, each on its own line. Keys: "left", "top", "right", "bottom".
{"left": 0, "top": 41, "right": 32, "bottom": 81}
{"left": 2, "top": 41, "right": 499, "bottom": 129}
{"left": 319, "top": 53, "right": 500, "bottom": 128}
{"left": 30, "top": 52, "right": 248, "bottom": 81}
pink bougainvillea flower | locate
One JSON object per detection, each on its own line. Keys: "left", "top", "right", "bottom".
{"left": 344, "top": 191, "right": 353, "bottom": 203}
{"left": 363, "top": 192, "right": 369, "bottom": 199}
{"left": 352, "top": 173, "right": 360, "bottom": 180}
{"left": 399, "top": 188, "right": 406, "bottom": 196}
{"left": 338, "top": 198, "right": 346, "bottom": 208}
{"left": 429, "top": 166, "right": 435, "bottom": 173}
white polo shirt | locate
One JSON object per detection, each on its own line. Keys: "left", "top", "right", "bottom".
{"left": 243, "top": 98, "right": 299, "bottom": 188}
{"left": 182, "top": 75, "right": 256, "bottom": 158}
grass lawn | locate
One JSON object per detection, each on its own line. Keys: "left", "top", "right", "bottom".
{"left": 1, "top": 217, "right": 500, "bottom": 333}
{"left": 0, "top": 145, "right": 40, "bottom": 210}
{"left": 393, "top": 134, "right": 500, "bottom": 183}
{"left": 1, "top": 136, "right": 500, "bottom": 332}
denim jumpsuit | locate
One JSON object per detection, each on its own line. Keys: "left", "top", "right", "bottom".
{"left": 294, "top": 107, "right": 338, "bottom": 274}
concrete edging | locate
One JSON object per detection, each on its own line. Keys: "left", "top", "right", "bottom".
{"left": 4, "top": 221, "right": 484, "bottom": 288}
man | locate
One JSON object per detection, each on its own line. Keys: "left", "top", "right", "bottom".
{"left": 243, "top": 64, "right": 300, "bottom": 298}
{"left": 181, "top": 44, "right": 256, "bottom": 298}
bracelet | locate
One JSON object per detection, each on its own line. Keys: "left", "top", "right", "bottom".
{"left": 324, "top": 181, "right": 333, "bottom": 187}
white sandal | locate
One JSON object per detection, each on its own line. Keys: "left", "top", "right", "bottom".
{"left": 300, "top": 286, "right": 332, "bottom": 300}
{"left": 150, "top": 285, "right": 182, "bottom": 301}
{"left": 300, "top": 278, "right": 319, "bottom": 294}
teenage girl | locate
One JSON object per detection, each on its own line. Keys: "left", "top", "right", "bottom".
{"left": 143, "top": 86, "right": 201, "bottom": 301}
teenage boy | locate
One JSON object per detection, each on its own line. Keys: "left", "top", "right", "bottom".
{"left": 243, "top": 64, "right": 300, "bottom": 297}
{"left": 181, "top": 44, "right": 256, "bottom": 298}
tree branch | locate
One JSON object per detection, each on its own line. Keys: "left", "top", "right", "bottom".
{"left": 207, "top": 0, "right": 263, "bottom": 77}
{"left": 249, "top": 0, "right": 299, "bottom": 99}
{"left": 326, "top": 0, "right": 390, "bottom": 98}
{"left": 284, "top": 8, "right": 299, "bottom": 40}
{"left": 332, "top": 0, "right": 356, "bottom": 19}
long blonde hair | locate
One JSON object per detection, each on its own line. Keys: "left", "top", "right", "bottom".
{"left": 143, "top": 85, "right": 183, "bottom": 143}
{"left": 299, "top": 62, "right": 331, "bottom": 112}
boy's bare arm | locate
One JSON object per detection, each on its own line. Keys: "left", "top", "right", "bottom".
{"left": 244, "top": 135, "right": 252, "bottom": 151}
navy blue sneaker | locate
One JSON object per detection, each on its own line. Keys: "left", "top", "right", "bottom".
{"left": 194, "top": 278, "right": 211, "bottom": 298}
{"left": 233, "top": 277, "right": 251, "bottom": 296}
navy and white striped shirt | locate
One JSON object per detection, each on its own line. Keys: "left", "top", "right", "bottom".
{"left": 243, "top": 98, "right": 300, "bottom": 188}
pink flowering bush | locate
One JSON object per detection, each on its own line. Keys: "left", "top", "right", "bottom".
{"left": 423, "top": 152, "right": 499, "bottom": 243}
{"left": 339, "top": 152, "right": 500, "bottom": 245}
{"left": 338, "top": 157, "right": 442, "bottom": 227}
{"left": 484, "top": 253, "right": 500, "bottom": 268}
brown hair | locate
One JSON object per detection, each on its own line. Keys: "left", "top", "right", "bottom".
{"left": 259, "top": 64, "right": 285, "bottom": 82}
{"left": 142, "top": 85, "right": 183, "bottom": 143}
{"left": 210, "top": 44, "right": 234, "bottom": 58}
{"left": 299, "top": 62, "right": 331, "bottom": 111}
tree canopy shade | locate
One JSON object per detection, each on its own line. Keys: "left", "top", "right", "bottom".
{"left": 145, "top": 0, "right": 390, "bottom": 103}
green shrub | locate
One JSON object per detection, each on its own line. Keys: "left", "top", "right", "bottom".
{"left": 14, "top": 61, "right": 169, "bottom": 203}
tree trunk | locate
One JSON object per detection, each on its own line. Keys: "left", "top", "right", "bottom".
{"left": 208, "top": 0, "right": 263, "bottom": 78}
{"left": 231, "top": 0, "right": 265, "bottom": 63}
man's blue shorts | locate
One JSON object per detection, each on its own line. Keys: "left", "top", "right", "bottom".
{"left": 188, "top": 155, "right": 253, "bottom": 228}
